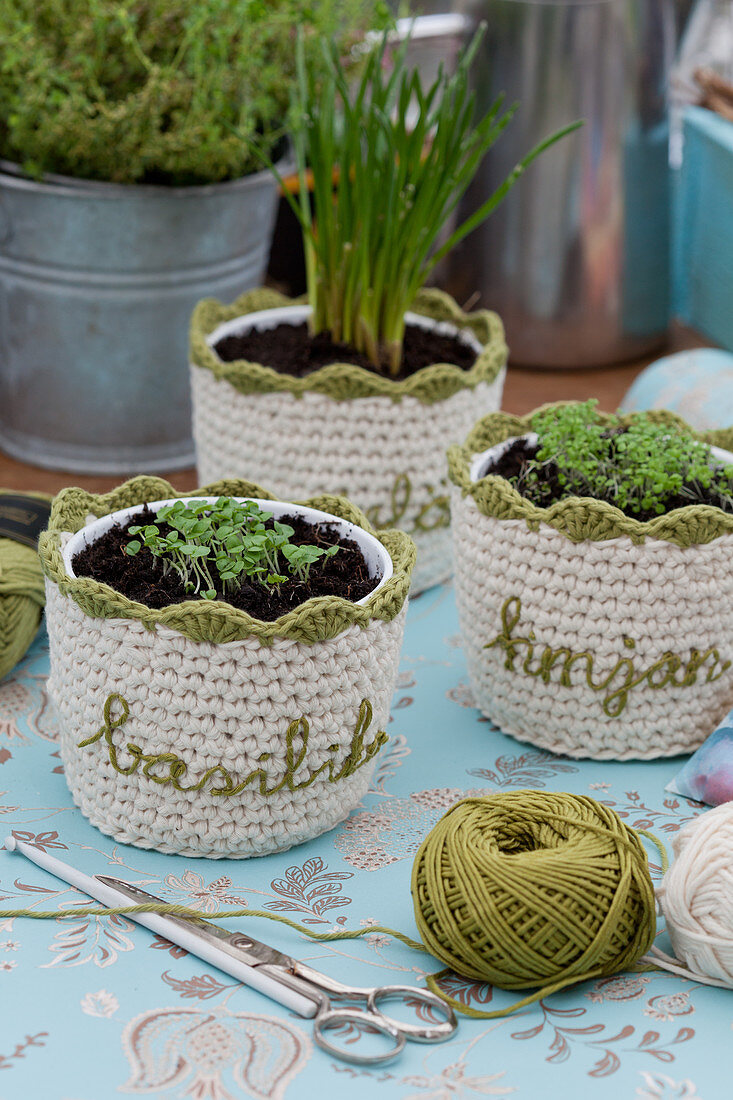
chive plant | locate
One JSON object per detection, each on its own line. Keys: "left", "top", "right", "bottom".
{"left": 251, "top": 26, "right": 580, "bottom": 375}
{"left": 125, "top": 498, "right": 338, "bottom": 600}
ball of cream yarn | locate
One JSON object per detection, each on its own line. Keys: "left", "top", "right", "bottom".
{"left": 411, "top": 791, "right": 656, "bottom": 993}
{"left": 654, "top": 802, "right": 733, "bottom": 987}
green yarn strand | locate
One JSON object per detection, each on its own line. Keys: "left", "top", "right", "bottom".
{"left": 0, "top": 890, "right": 603, "bottom": 1020}
{"left": 0, "top": 887, "right": 657, "bottom": 1021}
{"left": 636, "top": 828, "right": 669, "bottom": 875}
{"left": 424, "top": 965, "right": 606, "bottom": 1019}
{"left": 0, "top": 794, "right": 662, "bottom": 1021}
{"left": 0, "top": 902, "right": 425, "bottom": 953}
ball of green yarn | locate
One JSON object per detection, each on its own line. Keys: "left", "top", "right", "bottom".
{"left": 411, "top": 791, "right": 656, "bottom": 993}
{"left": 0, "top": 537, "right": 46, "bottom": 681}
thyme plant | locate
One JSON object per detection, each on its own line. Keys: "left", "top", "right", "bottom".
{"left": 125, "top": 498, "right": 338, "bottom": 600}
{"left": 252, "top": 26, "right": 580, "bottom": 375}
{"left": 0, "top": 0, "right": 381, "bottom": 184}
{"left": 513, "top": 401, "right": 733, "bottom": 518}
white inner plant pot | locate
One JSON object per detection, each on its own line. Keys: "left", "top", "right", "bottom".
{"left": 206, "top": 303, "right": 484, "bottom": 360}
{"left": 62, "top": 496, "right": 393, "bottom": 603}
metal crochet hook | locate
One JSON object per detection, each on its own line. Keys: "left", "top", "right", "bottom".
{"left": 6, "top": 837, "right": 457, "bottom": 1065}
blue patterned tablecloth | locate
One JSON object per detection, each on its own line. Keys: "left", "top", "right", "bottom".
{"left": 0, "top": 583, "right": 729, "bottom": 1100}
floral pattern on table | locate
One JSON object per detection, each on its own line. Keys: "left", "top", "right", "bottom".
{"left": 0, "top": 586, "right": 728, "bottom": 1099}
{"left": 121, "top": 1005, "right": 311, "bottom": 1099}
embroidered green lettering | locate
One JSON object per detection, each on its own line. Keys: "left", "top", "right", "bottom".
{"left": 485, "top": 597, "right": 533, "bottom": 670}
{"left": 485, "top": 597, "right": 732, "bottom": 717}
{"left": 365, "top": 473, "right": 450, "bottom": 533}
{"left": 77, "top": 695, "right": 387, "bottom": 795}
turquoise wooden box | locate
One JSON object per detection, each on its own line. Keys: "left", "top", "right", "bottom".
{"left": 675, "top": 105, "right": 733, "bottom": 352}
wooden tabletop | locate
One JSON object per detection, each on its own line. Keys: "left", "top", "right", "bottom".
{"left": 0, "top": 324, "right": 707, "bottom": 497}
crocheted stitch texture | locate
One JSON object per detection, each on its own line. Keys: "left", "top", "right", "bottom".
{"left": 190, "top": 290, "right": 506, "bottom": 593}
{"left": 448, "top": 407, "right": 733, "bottom": 549}
{"left": 39, "top": 476, "right": 415, "bottom": 646}
{"left": 190, "top": 287, "right": 507, "bottom": 403}
{"left": 449, "top": 405, "right": 733, "bottom": 760}
{"left": 46, "top": 583, "right": 406, "bottom": 856}
{"left": 42, "top": 477, "right": 412, "bottom": 856}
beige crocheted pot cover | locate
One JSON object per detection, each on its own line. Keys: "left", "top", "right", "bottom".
{"left": 40, "top": 477, "right": 415, "bottom": 857}
{"left": 448, "top": 408, "right": 733, "bottom": 761}
{"left": 190, "top": 288, "right": 506, "bottom": 594}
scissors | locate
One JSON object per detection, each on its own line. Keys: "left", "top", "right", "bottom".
{"left": 97, "top": 876, "right": 457, "bottom": 1065}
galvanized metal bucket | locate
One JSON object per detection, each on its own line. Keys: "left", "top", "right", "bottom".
{"left": 440, "top": 0, "right": 676, "bottom": 367}
{"left": 0, "top": 162, "right": 278, "bottom": 473}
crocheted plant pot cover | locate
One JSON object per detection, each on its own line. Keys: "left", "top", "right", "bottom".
{"left": 190, "top": 288, "right": 506, "bottom": 594}
{"left": 448, "top": 408, "right": 733, "bottom": 761}
{"left": 40, "top": 477, "right": 415, "bottom": 857}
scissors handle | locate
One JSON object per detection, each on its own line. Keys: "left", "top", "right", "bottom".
{"left": 290, "top": 960, "right": 457, "bottom": 1046}
{"left": 367, "top": 984, "right": 457, "bottom": 1043}
{"left": 313, "top": 1006, "right": 406, "bottom": 1066}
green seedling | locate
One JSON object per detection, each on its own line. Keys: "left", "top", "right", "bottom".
{"left": 515, "top": 401, "right": 733, "bottom": 517}
{"left": 125, "top": 497, "right": 339, "bottom": 600}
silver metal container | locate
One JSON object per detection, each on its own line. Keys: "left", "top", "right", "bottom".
{"left": 0, "top": 163, "right": 278, "bottom": 472}
{"left": 441, "top": 0, "right": 676, "bottom": 367}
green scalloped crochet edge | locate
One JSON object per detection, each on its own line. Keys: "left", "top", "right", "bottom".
{"left": 39, "top": 476, "right": 416, "bottom": 646}
{"left": 189, "top": 287, "right": 507, "bottom": 404}
{"left": 447, "top": 405, "right": 733, "bottom": 548}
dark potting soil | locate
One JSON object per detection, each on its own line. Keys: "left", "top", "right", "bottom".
{"left": 72, "top": 506, "right": 378, "bottom": 620}
{"left": 214, "top": 321, "right": 477, "bottom": 380}
{"left": 488, "top": 436, "right": 733, "bottom": 523}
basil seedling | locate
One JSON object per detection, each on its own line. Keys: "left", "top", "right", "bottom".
{"left": 126, "top": 498, "right": 339, "bottom": 599}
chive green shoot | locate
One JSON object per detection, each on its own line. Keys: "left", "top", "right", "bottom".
{"left": 249, "top": 24, "right": 581, "bottom": 376}
{"left": 125, "top": 497, "right": 338, "bottom": 600}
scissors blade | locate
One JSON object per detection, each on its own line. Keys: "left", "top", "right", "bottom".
{"left": 95, "top": 875, "right": 295, "bottom": 969}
